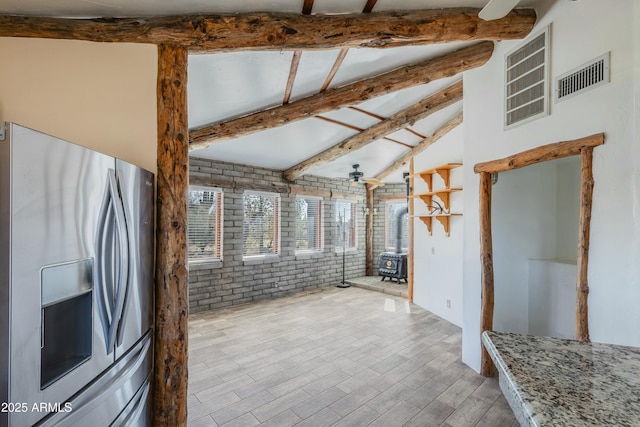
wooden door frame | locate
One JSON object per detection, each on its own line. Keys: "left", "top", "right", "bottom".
{"left": 473, "top": 133, "right": 604, "bottom": 376}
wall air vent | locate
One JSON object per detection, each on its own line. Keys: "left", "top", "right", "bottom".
{"left": 555, "top": 52, "right": 610, "bottom": 103}
{"left": 505, "top": 26, "right": 550, "bottom": 129}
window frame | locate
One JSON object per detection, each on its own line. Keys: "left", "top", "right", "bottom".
{"left": 187, "top": 185, "right": 223, "bottom": 263}
{"left": 335, "top": 200, "right": 357, "bottom": 252}
{"left": 242, "top": 190, "right": 281, "bottom": 259}
{"left": 384, "top": 199, "right": 409, "bottom": 253}
{"left": 294, "top": 195, "right": 324, "bottom": 254}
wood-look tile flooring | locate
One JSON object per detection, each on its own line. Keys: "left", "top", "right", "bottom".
{"left": 188, "top": 287, "right": 517, "bottom": 427}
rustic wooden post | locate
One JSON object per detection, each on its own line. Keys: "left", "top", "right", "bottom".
{"left": 365, "top": 183, "right": 375, "bottom": 276}
{"left": 479, "top": 171, "right": 495, "bottom": 376}
{"left": 154, "top": 44, "right": 189, "bottom": 427}
{"left": 575, "top": 147, "right": 594, "bottom": 342}
{"left": 408, "top": 158, "right": 415, "bottom": 302}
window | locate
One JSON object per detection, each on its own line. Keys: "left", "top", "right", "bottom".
{"left": 243, "top": 191, "right": 280, "bottom": 257}
{"left": 385, "top": 200, "right": 408, "bottom": 252}
{"left": 188, "top": 186, "right": 223, "bottom": 262}
{"left": 295, "top": 196, "right": 323, "bottom": 253}
{"left": 335, "top": 200, "right": 357, "bottom": 251}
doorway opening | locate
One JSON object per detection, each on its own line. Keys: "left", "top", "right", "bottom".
{"left": 492, "top": 157, "right": 580, "bottom": 340}
{"left": 474, "top": 132, "right": 605, "bottom": 375}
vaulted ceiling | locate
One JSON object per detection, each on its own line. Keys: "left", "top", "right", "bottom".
{"left": 0, "top": 0, "right": 543, "bottom": 184}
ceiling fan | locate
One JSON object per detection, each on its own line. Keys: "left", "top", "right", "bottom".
{"left": 478, "top": 0, "right": 521, "bottom": 21}
{"left": 348, "top": 164, "right": 383, "bottom": 187}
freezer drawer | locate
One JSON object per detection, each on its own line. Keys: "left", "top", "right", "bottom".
{"left": 36, "top": 332, "right": 153, "bottom": 427}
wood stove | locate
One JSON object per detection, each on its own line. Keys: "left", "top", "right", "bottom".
{"left": 378, "top": 252, "right": 408, "bottom": 283}
{"left": 379, "top": 203, "right": 409, "bottom": 283}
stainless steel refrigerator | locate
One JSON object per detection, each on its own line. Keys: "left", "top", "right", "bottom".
{"left": 0, "top": 123, "right": 154, "bottom": 427}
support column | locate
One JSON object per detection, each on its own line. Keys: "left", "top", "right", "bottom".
{"left": 408, "top": 158, "right": 415, "bottom": 302}
{"left": 365, "top": 183, "right": 375, "bottom": 276}
{"left": 575, "top": 147, "right": 594, "bottom": 342}
{"left": 154, "top": 43, "right": 189, "bottom": 427}
{"left": 479, "top": 171, "right": 495, "bottom": 377}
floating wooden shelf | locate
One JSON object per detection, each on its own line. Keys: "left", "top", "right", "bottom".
{"left": 413, "top": 187, "right": 462, "bottom": 211}
{"left": 418, "top": 214, "right": 462, "bottom": 236}
{"left": 412, "top": 163, "right": 462, "bottom": 191}
{"left": 413, "top": 163, "right": 463, "bottom": 237}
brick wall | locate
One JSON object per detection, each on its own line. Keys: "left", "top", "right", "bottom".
{"left": 188, "top": 157, "right": 367, "bottom": 313}
{"left": 372, "top": 183, "right": 408, "bottom": 274}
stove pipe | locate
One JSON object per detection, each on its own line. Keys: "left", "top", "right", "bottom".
{"left": 395, "top": 207, "right": 408, "bottom": 254}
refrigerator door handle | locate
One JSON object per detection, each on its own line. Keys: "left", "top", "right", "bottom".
{"left": 106, "top": 169, "right": 130, "bottom": 352}
{"left": 96, "top": 169, "right": 130, "bottom": 354}
{"left": 114, "top": 170, "right": 132, "bottom": 347}
{"left": 96, "top": 176, "right": 115, "bottom": 350}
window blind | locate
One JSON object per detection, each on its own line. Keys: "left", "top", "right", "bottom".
{"left": 335, "top": 200, "right": 357, "bottom": 250}
{"left": 295, "top": 196, "right": 323, "bottom": 252}
{"left": 188, "top": 187, "right": 222, "bottom": 261}
{"left": 243, "top": 191, "right": 280, "bottom": 257}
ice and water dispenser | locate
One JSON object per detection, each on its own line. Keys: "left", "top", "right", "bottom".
{"left": 40, "top": 259, "right": 93, "bottom": 389}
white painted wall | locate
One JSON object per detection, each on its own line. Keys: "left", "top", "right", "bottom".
{"left": 528, "top": 259, "right": 576, "bottom": 339}
{"left": 556, "top": 159, "right": 581, "bottom": 262}
{"left": 491, "top": 157, "right": 580, "bottom": 337}
{"left": 0, "top": 38, "right": 157, "bottom": 172}
{"left": 412, "top": 117, "right": 464, "bottom": 327}
{"left": 462, "top": 0, "right": 639, "bottom": 372}
{"left": 492, "top": 163, "right": 557, "bottom": 334}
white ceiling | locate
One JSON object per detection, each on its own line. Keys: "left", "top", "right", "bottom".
{"left": 0, "top": 0, "right": 543, "bottom": 183}
{"left": 0, "top": 0, "right": 521, "bottom": 18}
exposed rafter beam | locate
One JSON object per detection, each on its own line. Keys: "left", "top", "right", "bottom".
{"left": 302, "top": 0, "right": 315, "bottom": 15}
{"left": 320, "top": 48, "right": 349, "bottom": 92}
{"left": 363, "top": 0, "right": 379, "bottom": 13}
{"left": 284, "top": 0, "right": 313, "bottom": 104}
{"left": 349, "top": 107, "right": 427, "bottom": 139}
{"left": 190, "top": 41, "right": 493, "bottom": 150}
{"left": 405, "top": 128, "right": 427, "bottom": 139}
{"left": 283, "top": 51, "right": 302, "bottom": 104}
{"left": 375, "top": 112, "right": 463, "bottom": 182}
{"left": 349, "top": 106, "right": 385, "bottom": 121}
{"left": 0, "top": 8, "right": 536, "bottom": 53}
{"left": 314, "top": 115, "right": 413, "bottom": 148}
{"left": 320, "top": 0, "right": 375, "bottom": 96}
{"left": 283, "top": 81, "right": 463, "bottom": 181}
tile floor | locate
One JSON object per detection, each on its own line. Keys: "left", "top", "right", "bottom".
{"left": 188, "top": 286, "right": 516, "bottom": 426}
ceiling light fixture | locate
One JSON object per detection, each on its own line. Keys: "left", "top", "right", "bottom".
{"left": 349, "top": 164, "right": 364, "bottom": 185}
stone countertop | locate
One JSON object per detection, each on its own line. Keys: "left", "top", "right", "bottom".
{"left": 482, "top": 331, "right": 640, "bottom": 427}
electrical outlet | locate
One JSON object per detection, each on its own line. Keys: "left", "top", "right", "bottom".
{"left": 446, "top": 299, "right": 451, "bottom": 308}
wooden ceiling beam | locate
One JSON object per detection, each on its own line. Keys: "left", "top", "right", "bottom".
{"left": 189, "top": 41, "right": 493, "bottom": 150}
{"left": 375, "top": 112, "right": 463, "bottom": 182}
{"left": 283, "top": 80, "right": 463, "bottom": 181}
{"left": 0, "top": 8, "right": 536, "bottom": 52}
